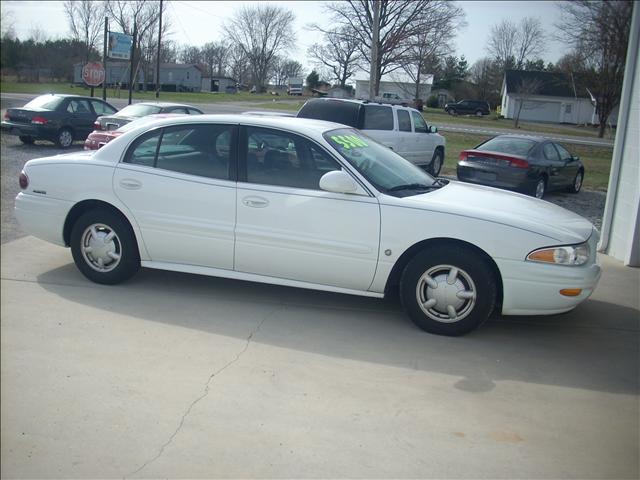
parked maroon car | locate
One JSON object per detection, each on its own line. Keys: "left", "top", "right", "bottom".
{"left": 84, "top": 113, "right": 186, "bottom": 150}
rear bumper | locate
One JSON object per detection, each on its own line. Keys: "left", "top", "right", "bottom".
{"left": 14, "top": 192, "right": 72, "bottom": 247}
{"left": 1, "top": 121, "right": 53, "bottom": 140}
{"left": 457, "top": 162, "right": 536, "bottom": 192}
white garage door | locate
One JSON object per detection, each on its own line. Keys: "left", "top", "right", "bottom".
{"left": 518, "top": 100, "right": 561, "bottom": 122}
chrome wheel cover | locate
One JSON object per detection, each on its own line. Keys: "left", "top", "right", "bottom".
{"left": 80, "top": 223, "right": 122, "bottom": 272}
{"left": 416, "top": 264, "right": 477, "bottom": 323}
{"left": 59, "top": 130, "right": 73, "bottom": 147}
{"left": 535, "top": 179, "right": 545, "bottom": 198}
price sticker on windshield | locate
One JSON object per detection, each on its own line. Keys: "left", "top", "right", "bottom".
{"left": 330, "top": 134, "right": 368, "bottom": 149}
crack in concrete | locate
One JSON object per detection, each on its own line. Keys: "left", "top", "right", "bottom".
{"left": 123, "top": 305, "right": 280, "bottom": 479}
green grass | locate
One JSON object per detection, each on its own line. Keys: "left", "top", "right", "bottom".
{"left": 441, "top": 132, "right": 612, "bottom": 191}
{"left": 0, "top": 81, "right": 309, "bottom": 104}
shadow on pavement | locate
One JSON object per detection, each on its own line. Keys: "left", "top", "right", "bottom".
{"left": 37, "top": 263, "right": 639, "bottom": 396}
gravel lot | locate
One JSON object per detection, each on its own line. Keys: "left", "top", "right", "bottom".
{"left": 1, "top": 132, "right": 606, "bottom": 244}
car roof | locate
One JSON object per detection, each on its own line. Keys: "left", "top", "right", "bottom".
{"left": 304, "top": 97, "right": 419, "bottom": 111}
{"left": 34, "top": 93, "right": 108, "bottom": 101}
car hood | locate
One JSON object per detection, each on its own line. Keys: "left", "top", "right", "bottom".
{"left": 385, "top": 180, "right": 594, "bottom": 244}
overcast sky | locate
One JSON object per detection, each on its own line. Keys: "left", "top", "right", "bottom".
{"left": 2, "top": 0, "right": 567, "bottom": 76}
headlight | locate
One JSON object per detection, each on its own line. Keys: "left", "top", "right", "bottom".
{"left": 526, "top": 242, "right": 590, "bottom": 266}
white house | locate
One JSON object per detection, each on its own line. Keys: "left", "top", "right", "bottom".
{"left": 355, "top": 72, "right": 433, "bottom": 101}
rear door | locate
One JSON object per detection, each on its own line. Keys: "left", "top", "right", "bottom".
{"left": 235, "top": 125, "right": 380, "bottom": 291}
{"left": 113, "top": 123, "right": 237, "bottom": 269}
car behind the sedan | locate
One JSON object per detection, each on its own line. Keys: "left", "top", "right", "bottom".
{"left": 457, "top": 135, "right": 585, "bottom": 198}
{"left": 15, "top": 115, "right": 601, "bottom": 337}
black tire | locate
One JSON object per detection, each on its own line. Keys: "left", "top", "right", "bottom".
{"left": 448, "top": 109, "right": 456, "bottom": 116}
{"left": 430, "top": 149, "right": 443, "bottom": 176}
{"left": 399, "top": 245, "right": 497, "bottom": 336}
{"left": 475, "top": 110, "right": 484, "bottom": 117}
{"left": 567, "top": 170, "right": 583, "bottom": 194}
{"left": 70, "top": 208, "right": 140, "bottom": 285}
{"left": 19, "top": 135, "right": 35, "bottom": 144}
{"left": 56, "top": 127, "right": 74, "bottom": 148}
{"left": 531, "top": 176, "right": 546, "bottom": 199}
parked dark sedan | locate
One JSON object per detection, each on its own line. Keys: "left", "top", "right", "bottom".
{"left": 94, "top": 102, "right": 203, "bottom": 131}
{"left": 1, "top": 94, "right": 117, "bottom": 148}
{"left": 456, "top": 135, "right": 584, "bottom": 199}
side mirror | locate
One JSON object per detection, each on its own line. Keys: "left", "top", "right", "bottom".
{"left": 428, "top": 125, "right": 438, "bottom": 133}
{"left": 319, "top": 170, "right": 358, "bottom": 194}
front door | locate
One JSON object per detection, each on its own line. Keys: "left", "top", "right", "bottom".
{"left": 113, "top": 123, "right": 238, "bottom": 269}
{"left": 66, "top": 98, "right": 95, "bottom": 139}
{"left": 234, "top": 126, "right": 380, "bottom": 291}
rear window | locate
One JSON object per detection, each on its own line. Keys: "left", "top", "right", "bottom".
{"left": 23, "top": 95, "right": 64, "bottom": 110}
{"left": 297, "top": 100, "right": 360, "bottom": 127}
{"left": 117, "top": 104, "right": 162, "bottom": 117}
{"left": 363, "top": 105, "right": 393, "bottom": 130}
{"left": 476, "top": 137, "right": 537, "bottom": 157}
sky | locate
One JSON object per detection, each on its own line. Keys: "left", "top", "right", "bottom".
{"left": 2, "top": 0, "right": 568, "bottom": 77}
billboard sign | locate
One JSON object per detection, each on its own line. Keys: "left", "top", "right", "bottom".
{"left": 108, "top": 32, "right": 133, "bottom": 60}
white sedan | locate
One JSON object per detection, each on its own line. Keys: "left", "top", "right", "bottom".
{"left": 15, "top": 115, "right": 601, "bottom": 336}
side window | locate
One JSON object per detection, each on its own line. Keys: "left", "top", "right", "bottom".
{"left": 67, "top": 99, "right": 92, "bottom": 114}
{"left": 245, "top": 126, "right": 341, "bottom": 190}
{"left": 543, "top": 143, "right": 560, "bottom": 161}
{"left": 554, "top": 143, "right": 573, "bottom": 161}
{"left": 411, "top": 111, "right": 427, "bottom": 133}
{"left": 91, "top": 100, "right": 116, "bottom": 115}
{"left": 169, "top": 107, "right": 188, "bottom": 114}
{"left": 124, "top": 129, "right": 162, "bottom": 167}
{"left": 156, "top": 124, "right": 232, "bottom": 179}
{"left": 363, "top": 105, "right": 393, "bottom": 130}
{"left": 187, "top": 108, "right": 202, "bottom": 115}
{"left": 397, "top": 110, "right": 411, "bottom": 132}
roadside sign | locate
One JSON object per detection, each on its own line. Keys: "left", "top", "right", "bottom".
{"left": 82, "top": 62, "right": 105, "bottom": 87}
{"left": 108, "top": 32, "right": 133, "bottom": 60}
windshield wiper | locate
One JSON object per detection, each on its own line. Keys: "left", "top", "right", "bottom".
{"left": 386, "top": 183, "right": 438, "bottom": 192}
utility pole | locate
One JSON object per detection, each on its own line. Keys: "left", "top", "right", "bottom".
{"left": 369, "top": 0, "right": 380, "bottom": 101}
{"left": 102, "top": 17, "right": 108, "bottom": 101}
{"left": 128, "top": 22, "right": 137, "bottom": 105}
{"left": 155, "top": 0, "right": 163, "bottom": 98}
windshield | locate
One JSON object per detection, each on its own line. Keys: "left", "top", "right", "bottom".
{"left": 324, "top": 128, "right": 436, "bottom": 195}
{"left": 116, "top": 104, "right": 162, "bottom": 118}
{"left": 476, "top": 136, "right": 537, "bottom": 156}
{"left": 23, "top": 95, "right": 64, "bottom": 110}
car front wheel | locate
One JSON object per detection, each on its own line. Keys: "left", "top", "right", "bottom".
{"left": 400, "top": 245, "right": 497, "bottom": 336}
{"left": 70, "top": 209, "right": 140, "bottom": 284}
{"left": 430, "top": 149, "right": 443, "bottom": 176}
{"left": 19, "top": 135, "right": 35, "bottom": 144}
{"left": 567, "top": 170, "right": 583, "bottom": 194}
{"left": 532, "top": 177, "right": 546, "bottom": 199}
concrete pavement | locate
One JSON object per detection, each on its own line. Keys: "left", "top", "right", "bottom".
{"left": 1, "top": 236, "right": 638, "bottom": 478}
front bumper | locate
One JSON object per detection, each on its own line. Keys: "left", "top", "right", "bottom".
{"left": 496, "top": 231, "right": 602, "bottom": 315}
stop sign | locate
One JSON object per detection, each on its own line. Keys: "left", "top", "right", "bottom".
{"left": 82, "top": 62, "right": 105, "bottom": 87}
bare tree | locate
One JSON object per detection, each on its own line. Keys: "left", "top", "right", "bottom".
{"left": 469, "top": 57, "right": 496, "bottom": 102}
{"left": 179, "top": 45, "right": 201, "bottom": 64}
{"left": 1, "top": 9, "right": 17, "bottom": 40}
{"left": 401, "top": 0, "right": 465, "bottom": 101}
{"left": 556, "top": 0, "right": 633, "bottom": 137}
{"left": 318, "top": 0, "right": 445, "bottom": 96}
{"left": 307, "top": 26, "right": 362, "bottom": 88}
{"left": 513, "top": 77, "right": 543, "bottom": 128}
{"left": 487, "top": 18, "right": 544, "bottom": 70}
{"left": 223, "top": 4, "right": 295, "bottom": 92}
{"left": 202, "top": 41, "right": 229, "bottom": 77}
{"left": 228, "top": 45, "right": 251, "bottom": 86}
{"left": 271, "top": 57, "right": 304, "bottom": 86}
{"left": 64, "top": 0, "right": 105, "bottom": 64}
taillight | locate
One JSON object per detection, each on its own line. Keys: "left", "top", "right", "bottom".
{"left": 3, "top": 111, "right": 9, "bottom": 120}
{"left": 509, "top": 158, "right": 530, "bottom": 168}
{"left": 93, "top": 120, "right": 102, "bottom": 130}
{"left": 31, "top": 116, "right": 48, "bottom": 125}
{"left": 19, "top": 171, "right": 29, "bottom": 189}
{"left": 459, "top": 151, "right": 469, "bottom": 161}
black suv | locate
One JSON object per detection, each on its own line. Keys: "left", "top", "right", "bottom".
{"left": 444, "top": 99, "right": 490, "bottom": 116}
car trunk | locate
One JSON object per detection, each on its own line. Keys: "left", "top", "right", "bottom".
{"left": 4, "top": 108, "right": 49, "bottom": 125}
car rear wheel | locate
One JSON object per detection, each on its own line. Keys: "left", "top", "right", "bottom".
{"left": 70, "top": 209, "right": 140, "bottom": 284}
{"left": 475, "top": 110, "right": 483, "bottom": 117}
{"left": 448, "top": 109, "right": 456, "bottom": 116}
{"left": 567, "top": 170, "right": 583, "bottom": 194}
{"left": 399, "top": 245, "right": 497, "bottom": 336}
{"left": 19, "top": 135, "right": 35, "bottom": 144}
{"left": 532, "top": 177, "right": 546, "bottom": 199}
{"left": 430, "top": 149, "right": 443, "bottom": 176}
{"left": 56, "top": 128, "right": 74, "bottom": 148}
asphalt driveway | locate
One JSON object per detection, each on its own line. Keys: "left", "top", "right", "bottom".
{"left": 1, "top": 236, "right": 638, "bottom": 478}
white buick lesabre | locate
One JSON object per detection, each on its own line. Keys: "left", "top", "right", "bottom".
{"left": 15, "top": 115, "right": 601, "bottom": 336}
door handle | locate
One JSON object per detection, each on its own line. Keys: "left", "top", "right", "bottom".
{"left": 119, "top": 178, "right": 142, "bottom": 190}
{"left": 242, "top": 196, "right": 269, "bottom": 208}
